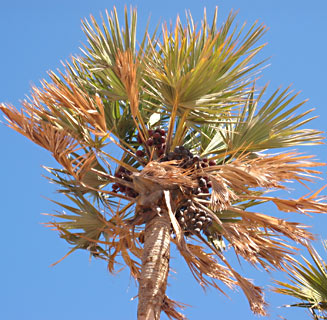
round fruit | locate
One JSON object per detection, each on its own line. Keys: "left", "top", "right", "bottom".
{"left": 160, "top": 137, "right": 166, "bottom": 144}
{"left": 209, "top": 159, "right": 216, "bottom": 166}
{"left": 174, "top": 147, "right": 181, "bottom": 154}
{"left": 146, "top": 138, "right": 154, "bottom": 146}
{"left": 195, "top": 221, "right": 203, "bottom": 228}
{"left": 187, "top": 212, "right": 195, "bottom": 219}
{"left": 202, "top": 187, "right": 209, "bottom": 193}
{"left": 136, "top": 150, "right": 145, "bottom": 157}
{"left": 206, "top": 217, "right": 212, "bottom": 223}
{"left": 167, "top": 152, "right": 175, "bottom": 160}
{"left": 188, "top": 206, "right": 195, "bottom": 213}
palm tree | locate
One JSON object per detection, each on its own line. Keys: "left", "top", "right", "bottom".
{"left": 274, "top": 242, "right": 327, "bottom": 320}
{"left": 1, "top": 7, "right": 326, "bottom": 319}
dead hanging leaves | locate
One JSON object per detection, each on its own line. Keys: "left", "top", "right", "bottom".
{"left": 165, "top": 189, "right": 268, "bottom": 316}
{"left": 89, "top": 152, "right": 327, "bottom": 318}
{"left": 165, "top": 191, "right": 236, "bottom": 292}
{"left": 202, "top": 152, "right": 327, "bottom": 213}
{"left": 155, "top": 152, "right": 327, "bottom": 316}
{"left": 162, "top": 295, "right": 188, "bottom": 320}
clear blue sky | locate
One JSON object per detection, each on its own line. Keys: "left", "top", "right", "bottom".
{"left": 1, "top": 1, "right": 326, "bottom": 319}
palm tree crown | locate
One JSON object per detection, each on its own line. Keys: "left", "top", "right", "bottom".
{"left": 1, "top": 7, "right": 326, "bottom": 319}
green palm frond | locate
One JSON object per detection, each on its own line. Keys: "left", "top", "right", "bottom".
{"left": 143, "top": 9, "right": 266, "bottom": 151}
{"left": 143, "top": 10, "right": 266, "bottom": 116}
{"left": 274, "top": 243, "right": 327, "bottom": 319}
{"left": 68, "top": 7, "right": 268, "bottom": 152}
{"left": 199, "top": 86, "right": 323, "bottom": 157}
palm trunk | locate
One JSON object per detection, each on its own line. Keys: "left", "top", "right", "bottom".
{"left": 137, "top": 210, "right": 171, "bottom": 320}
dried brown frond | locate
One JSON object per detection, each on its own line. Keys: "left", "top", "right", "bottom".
{"left": 113, "top": 49, "right": 150, "bottom": 147}
{"left": 198, "top": 234, "right": 268, "bottom": 316}
{"left": 247, "top": 153, "right": 324, "bottom": 184}
{"left": 114, "top": 50, "right": 139, "bottom": 118}
{"left": 102, "top": 214, "right": 143, "bottom": 279}
{"left": 101, "top": 221, "right": 143, "bottom": 278}
{"left": 198, "top": 152, "right": 326, "bottom": 213}
{"left": 209, "top": 152, "right": 324, "bottom": 192}
{"left": 33, "top": 72, "right": 107, "bottom": 136}
{"left": 186, "top": 243, "right": 236, "bottom": 290}
{"left": 165, "top": 191, "right": 236, "bottom": 293}
{"left": 136, "top": 161, "right": 196, "bottom": 190}
{"left": 229, "top": 207, "right": 314, "bottom": 245}
{"left": 209, "top": 174, "right": 238, "bottom": 211}
{"left": 162, "top": 295, "right": 188, "bottom": 320}
{"left": 222, "top": 223, "right": 296, "bottom": 270}
{"left": 233, "top": 271, "right": 267, "bottom": 316}
{"left": 265, "top": 191, "right": 327, "bottom": 215}
{"left": 0, "top": 103, "right": 82, "bottom": 169}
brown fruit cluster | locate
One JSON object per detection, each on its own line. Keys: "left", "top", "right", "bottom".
{"left": 161, "top": 145, "right": 193, "bottom": 163}
{"left": 176, "top": 199, "right": 213, "bottom": 236}
{"left": 111, "top": 166, "right": 138, "bottom": 198}
{"left": 159, "top": 146, "right": 217, "bottom": 236}
{"left": 161, "top": 146, "right": 216, "bottom": 168}
{"left": 136, "top": 128, "right": 166, "bottom": 158}
{"left": 193, "top": 176, "right": 212, "bottom": 195}
{"left": 114, "top": 135, "right": 217, "bottom": 234}
{"left": 160, "top": 145, "right": 215, "bottom": 194}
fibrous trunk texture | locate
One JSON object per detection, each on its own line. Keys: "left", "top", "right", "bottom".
{"left": 137, "top": 210, "right": 171, "bottom": 320}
